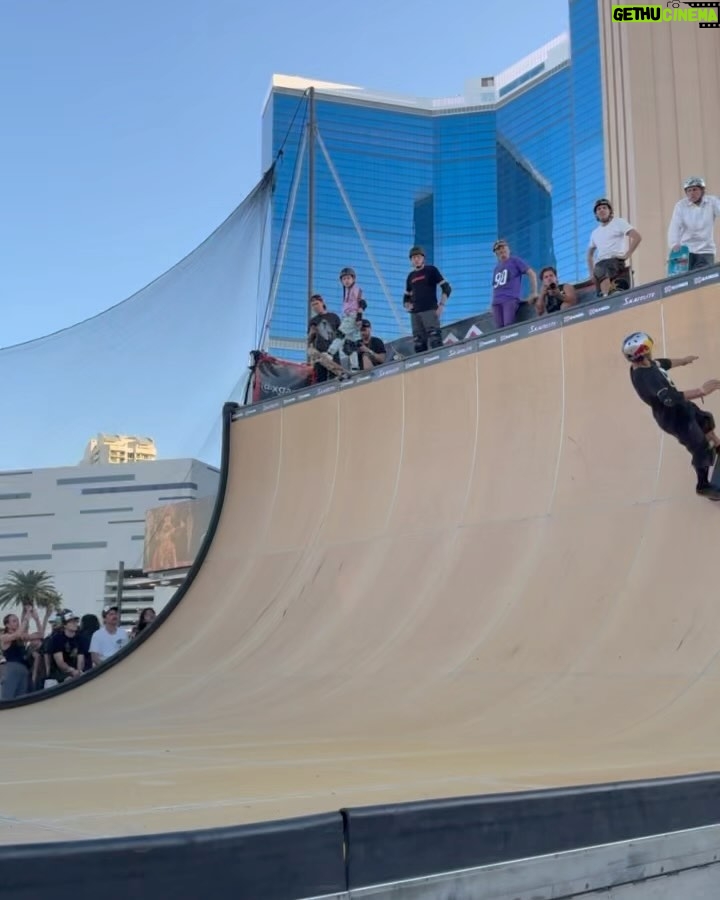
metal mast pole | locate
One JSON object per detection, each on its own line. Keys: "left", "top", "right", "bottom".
{"left": 307, "top": 87, "right": 316, "bottom": 321}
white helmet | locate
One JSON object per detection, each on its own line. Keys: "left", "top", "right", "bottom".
{"left": 683, "top": 175, "right": 705, "bottom": 190}
{"left": 622, "top": 331, "right": 654, "bottom": 362}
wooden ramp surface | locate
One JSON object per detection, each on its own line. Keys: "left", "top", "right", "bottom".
{"left": 3, "top": 286, "right": 720, "bottom": 845}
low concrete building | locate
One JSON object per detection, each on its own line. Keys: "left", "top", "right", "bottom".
{"left": 0, "top": 458, "right": 219, "bottom": 623}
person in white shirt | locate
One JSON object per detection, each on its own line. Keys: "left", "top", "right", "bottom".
{"left": 587, "top": 198, "right": 642, "bottom": 297}
{"left": 668, "top": 176, "right": 720, "bottom": 270}
{"left": 89, "top": 605, "right": 129, "bottom": 667}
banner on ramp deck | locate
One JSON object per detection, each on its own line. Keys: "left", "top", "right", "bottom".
{"left": 251, "top": 353, "right": 316, "bottom": 403}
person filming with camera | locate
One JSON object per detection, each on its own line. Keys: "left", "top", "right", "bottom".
{"left": 535, "top": 266, "right": 578, "bottom": 316}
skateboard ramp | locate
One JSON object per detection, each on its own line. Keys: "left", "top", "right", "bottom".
{"left": 3, "top": 279, "right": 720, "bottom": 845}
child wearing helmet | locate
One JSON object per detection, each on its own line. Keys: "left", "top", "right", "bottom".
{"left": 623, "top": 331, "right": 720, "bottom": 499}
{"left": 325, "top": 267, "right": 366, "bottom": 372}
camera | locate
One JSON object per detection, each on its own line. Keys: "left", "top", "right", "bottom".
{"left": 548, "top": 282, "right": 558, "bottom": 291}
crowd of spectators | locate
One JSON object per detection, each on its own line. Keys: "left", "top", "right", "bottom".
{"left": 308, "top": 177, "right": 720, "bottom": 375}
{"left": 0, "top": 604, "right": 157, "bottom": 700}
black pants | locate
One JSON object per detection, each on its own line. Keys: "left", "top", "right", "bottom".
{"left": 657, "top": 405, "right": 715, "bottom": 482}
{"left": 411, "top": 309, "right": 442, "bottom": 353}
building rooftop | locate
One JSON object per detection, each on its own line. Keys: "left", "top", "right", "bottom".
{"left": 266, "top": 33, "right": 569, "bottom": 114}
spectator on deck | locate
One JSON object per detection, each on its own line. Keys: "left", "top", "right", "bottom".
{"left": 668, "top": 176, "right": 720, "bottom": 270}
{"left": 89, "top": 606, "right": 129, "bottom": 667}
{"left": 403, "top": 246, "right": 451, "bottom": 353}
{"left": 490, "top": 239, "right": 538, "bottom": 328}
{"left": 357, "top": 320, "right": 386, "bottom": 370}
{"left": 307, "top": 294, "right": 342, "bottom": 381}
{"left": 536, "top": 266, "right": 578, "bottom": 315}
{"left": 587, "top": 199, "right": 641, "bottom": 296}
{"left": 325, "top": 267, "right": 366, "bottom": 373}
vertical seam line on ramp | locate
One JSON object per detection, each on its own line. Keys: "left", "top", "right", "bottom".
{"left": 458, "top": 348, "right": 481, "bottom": 522}
{"left": 548, "top": 327, "right": 567, "bottom": 514}
{"left": 381, "top": 371, "right": 406, "bottom": 534}
{"left": 259, "top": 408, "right": 285, "bottom": 545}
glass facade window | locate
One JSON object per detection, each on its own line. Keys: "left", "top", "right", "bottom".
{"left": 263, "top": 0, "right": 605, "bottom": 357}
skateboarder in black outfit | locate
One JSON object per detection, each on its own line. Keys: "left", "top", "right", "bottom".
{"left": 403, "top": 246, "right": 452, "bottom": 353}
{"left": 623, "top": 331, "right": 720, "bottom": 499}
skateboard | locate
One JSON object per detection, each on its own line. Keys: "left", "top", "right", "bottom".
{"left": 314, "top": 351, "right": 349, "bottom": 379}
{"left": 709, "top": 444, "right": 720, "bottom": 491}
{"left": 667, "top": 245, "right": 690, "bottom": 276}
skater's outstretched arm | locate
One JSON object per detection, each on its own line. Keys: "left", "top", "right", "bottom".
{"left": 666, "top": 355, "right": 698, "bottom": 367}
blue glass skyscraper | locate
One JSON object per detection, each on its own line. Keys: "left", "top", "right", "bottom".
{"left": 261, "top": 0, "right": 604, "bottom": 359}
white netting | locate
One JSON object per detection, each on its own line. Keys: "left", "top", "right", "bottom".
{"left": 0, "top": 171, "right": 273, "bottom": 472}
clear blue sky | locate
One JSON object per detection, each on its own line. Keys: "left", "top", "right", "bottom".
{"left": 1, "top": 0, "right": 569, "bottom": 348}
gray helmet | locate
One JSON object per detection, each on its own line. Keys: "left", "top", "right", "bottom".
{"left": 683, "top": 175, "right": 705, "bottom": 190}
{"left": 593, "top": 197, "right": 613, "bottom": 215}
{"left": 339, "top": 267, "right": 356, "bottom": 280}
{"left": 408, "top": 246, "right": 425, "bottom": 259}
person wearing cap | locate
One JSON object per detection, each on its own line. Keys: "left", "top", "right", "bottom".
{"left": 403, "top": 246, "right": 452, "bottom": 354}
{"left": 48, "top": 611, "right": 85, "bottom": 683}
{"left": 490, "top": 239, "right": 538, "bottom": 329}
{"left": 587, "top": 199, "right": 642, "bottom": 296}
{"left": 668, "top": 176, "right": 720, "bottom": 270}
{"left": 357, "top": 320, "right": 386, "bottom": 370}
{"left": 89, "top": 605, "right": 129, "bottom": 667}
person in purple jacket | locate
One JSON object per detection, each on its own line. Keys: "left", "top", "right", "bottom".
{"left": 490, "top": 239, "right": 538, "bottom": 329}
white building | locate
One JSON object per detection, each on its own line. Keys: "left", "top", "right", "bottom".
{"left": 82, "top": 433, "right": 157, "bottom": 465}
{"left": 0, "top": 459, "right": 219, "bottom": 624}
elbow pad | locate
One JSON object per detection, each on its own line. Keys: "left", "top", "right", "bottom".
{"left": 440, "top": 281, "right": 452, "bottom": 297}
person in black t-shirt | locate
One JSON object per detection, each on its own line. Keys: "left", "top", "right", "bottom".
{"left": 49, "top": 611, "right": 86, "bottom": 683}
{"left": 357, "top": 320, "right": 386, "bottom": 370}
{"left": 624, "top": 330, "right": 720, "bottom": 499}
{"left": 307, "top": 294, "right": 342, "bottom": 381}
{"left": 536, "top": 266, "right": 578, "bottom": 316}
{"left": 403, "top": 246, "right": 452, "bottom": 354}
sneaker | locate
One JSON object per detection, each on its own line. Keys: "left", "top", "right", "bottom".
{"left": 696, "top": 484, "right": 720, "bottom": 500}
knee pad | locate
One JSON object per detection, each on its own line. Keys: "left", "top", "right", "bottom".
{"left": 698, "top": 409, "right": 716, "bottom": 433}
{"left": 414, "top": 336, "right": 428, "bottom": 353}
{"left": 614, "top": 275, "right": 630, "bottom": 292}
{"left": 427, "top": 329, "right": 442, "bottom": 349}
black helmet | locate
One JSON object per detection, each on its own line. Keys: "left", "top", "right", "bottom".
{"left": 409, "top": 246, "right": 425, "bottom": 259}
{"left": 593, "top": 197, "right": 613, "bottom": 215}
{"left": 339, "top": 267, "right": 356, "bottom": 280}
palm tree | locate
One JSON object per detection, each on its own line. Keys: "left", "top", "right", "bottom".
{"left": 0, "top": 569, "right": 63, "bottom": 612}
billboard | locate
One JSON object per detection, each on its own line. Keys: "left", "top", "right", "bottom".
{"left": 143, "top": 495, "right": 215, "bottom": 573}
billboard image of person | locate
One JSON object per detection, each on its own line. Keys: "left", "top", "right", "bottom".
{"left": 143, "top": 496, "right": 214, "bottom": 573}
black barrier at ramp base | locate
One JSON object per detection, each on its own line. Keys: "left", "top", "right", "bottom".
{"left": 342, "top": 772, "right": 720, "bottom": 889}
{"left": 0, "top": 813, "right": 346, "bottom": 900}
